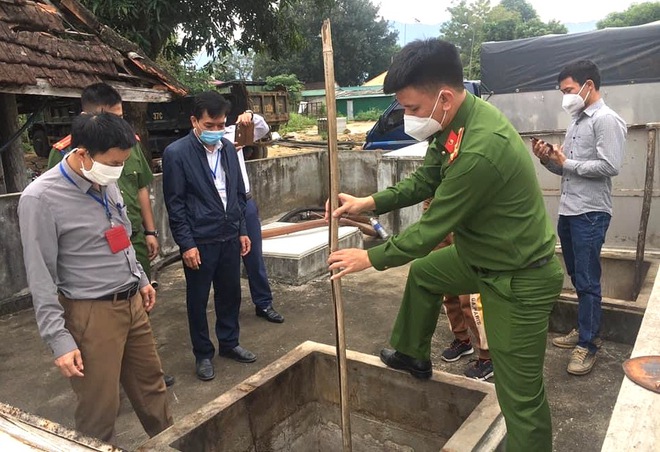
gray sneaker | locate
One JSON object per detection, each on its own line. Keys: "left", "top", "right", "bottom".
{"left": 567, "top": 346, "right": 597, "bottom": 375}
{"left": 552, "top": 329, "right": 603, "bottom": 349}
{"left": 552, "top": 329, "right": 579, "bottom": 348}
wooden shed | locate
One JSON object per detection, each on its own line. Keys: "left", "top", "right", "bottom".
{"left": 0, "top": 0, "right": 187, "bottom": 193}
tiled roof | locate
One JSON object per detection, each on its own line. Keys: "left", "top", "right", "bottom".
{"left": 0, "top": 0, "right": 186, "bottom": 98}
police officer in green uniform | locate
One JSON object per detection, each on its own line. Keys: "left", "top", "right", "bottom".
{"left": 327, "top": 39, "right": 564, "bottom": 451}
{"left": 47, "top": 84, "right": 159, "bottom": 280}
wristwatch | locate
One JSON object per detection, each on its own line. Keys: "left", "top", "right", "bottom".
{"left": 144, "top": 230, "right": 159, "bottom": 237}
{"left": 244, "top": 109, "right": 254, "bottom": 120}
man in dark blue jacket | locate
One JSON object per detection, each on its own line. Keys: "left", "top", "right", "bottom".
{"left": 162, "top": 91, "right": 255, "bottom": 381}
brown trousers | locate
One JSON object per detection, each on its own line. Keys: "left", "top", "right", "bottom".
{"left": 443, "top": 294, "right": 490, "bottom": 360}
{"left": 430, "top": 227, "right": 490, "bottom": 360}
{"left": 60, "top": 293, "right": 173, "bottom": 443}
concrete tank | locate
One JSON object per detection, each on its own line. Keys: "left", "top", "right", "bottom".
{"left": 138, "top": 341, "right": 505, "bottom": 451}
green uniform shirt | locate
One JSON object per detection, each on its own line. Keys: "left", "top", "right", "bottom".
{"left": 47, "top": 141, "right": 154, "bottom": 236}
{"left": 368, "top": 93, "right": 556, "bottom": 272}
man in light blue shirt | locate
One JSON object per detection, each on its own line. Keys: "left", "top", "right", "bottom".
{"left": 533, "top": 60, "right": 627, "bottom": 376}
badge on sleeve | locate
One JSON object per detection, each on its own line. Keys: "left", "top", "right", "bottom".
{"left": 446, "top": 127, "right": 465, "bottom": 164}
{"left": 105, "top": 224, "right": 131, "bottom": 253}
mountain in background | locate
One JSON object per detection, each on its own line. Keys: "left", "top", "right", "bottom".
{"left": 388, "top": 20, "right": 598, "bottom": 47}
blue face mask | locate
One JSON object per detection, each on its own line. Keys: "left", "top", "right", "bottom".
{"left": 199, "top": 129, "right": 225, "bottom": 145}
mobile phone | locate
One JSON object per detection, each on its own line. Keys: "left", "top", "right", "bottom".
{"left": 530, "top": 136, "right": 553, "bottom": 152}
{"left": 236, "top": 122, "right": 255, "bottom": 147}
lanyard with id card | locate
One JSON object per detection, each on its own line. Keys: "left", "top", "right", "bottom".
{"left": 59, "top": 163, "right": 131, "bottom": 254}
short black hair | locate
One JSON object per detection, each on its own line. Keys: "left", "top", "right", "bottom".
{"left": 71, "top": 112, "right": 137, "bottom": 157}
{"left": 384, "top": 39, "right": 464, "bottom": 94}
{"left": 558, "top": 60, "right": 601, "bottom": 90}
{"left": 192, "top": 91, "right": 232, "bottom": 119}
{"left": 80, "top": 83, "right": 122, "bottom": 111}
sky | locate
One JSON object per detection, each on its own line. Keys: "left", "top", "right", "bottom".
{"left": 376, "top": 0, "right": 639, "bottom": 25}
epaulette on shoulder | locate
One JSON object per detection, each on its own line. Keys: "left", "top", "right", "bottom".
{"left": 53, "top": 135, "right": 72, "bottom": 151}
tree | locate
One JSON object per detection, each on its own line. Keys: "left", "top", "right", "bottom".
{"left": 212, "top": 51, "right": 257, "bottom": 82}
{"left": 155, "top": 55, "right": 213, "bottom": 94}
{"left": 440, "top": 0, "right": 568, "bottom": 79}
{"left": 439, "top": 0, "right": 491, "bottom": 80}
{"left": 80, "top": 0, "right": 317, "bottom": 60}
{"left": 265, "top": 74, "right": 305, "bottom": 105}
{"left": 253, "top": 0, "right": 399, "bottom": 86}
{"left": 597, "top": 2, "right": 660, "bottom": 28}
{"left": 77, "top": 0, "right": 316, "bottom": 160}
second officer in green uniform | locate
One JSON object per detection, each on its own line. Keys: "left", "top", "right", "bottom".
{"left": 327, "top": 39, "right": 564, "bottom": 451}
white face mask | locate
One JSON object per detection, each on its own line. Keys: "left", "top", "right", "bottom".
{"left": 562, "top": 83, "right": 590, "bottom": 117}
{"left": 78, "top": 150, "right": 124, "bottom": 186}
{"left": 404, "top": 90, "right": 447, "bottom": 141}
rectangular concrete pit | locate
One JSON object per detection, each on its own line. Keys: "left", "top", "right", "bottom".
{"left": 549, "top": 252, "right": 659, "bottom": 345}
{"left": 139, "top": 342, "right": 504, "bottom": 452}
{"left": 260, "top": 224, "right": 363, "bottom": 285}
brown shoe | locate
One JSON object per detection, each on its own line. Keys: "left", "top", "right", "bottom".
{"left": 553, "top": 329, "right": 603, "bottom": 349}
{"left": 567, "top": 346, "right": 597, "bottom": 375}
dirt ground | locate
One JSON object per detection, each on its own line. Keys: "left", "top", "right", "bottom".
{"left": 0, "top": 260, "right": 630, "bottom": 452}
{"left": 268, "top": 120, "right": 376, "bottom": 158}
{"left": 22, "top": 121, "right": 377, "bottom": 178}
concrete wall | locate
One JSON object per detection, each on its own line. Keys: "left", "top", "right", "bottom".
{"left": 0, "top": 151, "right": 382, "bottom": 313}
{"left": 1, "top": 129, "right": 657, "bottom": 312}
{"left": 380, "top": 126, "right": 660, "bottom": 252}
{"left": 488, "top": 83, "right": 659, "bottom": 133}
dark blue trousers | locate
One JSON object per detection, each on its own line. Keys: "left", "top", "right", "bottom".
{"left": 242, "top": 198, "right": 273, "bottom": 309}
{"left": 183, "top": 240, "right": 241, "bottom": 361}
{"left": 557, "top": 212, "right": 611, "bottom": 353}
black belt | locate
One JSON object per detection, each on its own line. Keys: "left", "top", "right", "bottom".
{"left": 94, "top": 284, "right": 139, "bottom": 301}
{"left": 246, "top": 192, "right": 253, "bottom": 200}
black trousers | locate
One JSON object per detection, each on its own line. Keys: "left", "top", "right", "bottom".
{"left": 183, "top": 239, "right": 241, "bottom": 361}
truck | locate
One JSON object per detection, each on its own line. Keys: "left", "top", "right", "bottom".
{"left": 28, "top": 80, "right": 290, "bottom": 161}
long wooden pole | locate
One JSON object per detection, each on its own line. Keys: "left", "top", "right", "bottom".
{"left": 321, "top": 19, "right": 352, "bottom": 451}
{"left": 633, "top": 122, "right": 659, "bottom": 300}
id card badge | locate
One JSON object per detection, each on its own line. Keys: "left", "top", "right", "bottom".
{"left": 105, "top": 224, "right": 131, "bottom": 253}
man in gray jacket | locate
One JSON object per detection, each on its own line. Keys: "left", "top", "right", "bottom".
{"left": 18, "top": 113, "right": 172, "bottom": 443}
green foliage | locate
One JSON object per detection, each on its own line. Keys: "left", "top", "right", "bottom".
{"left": 440, "top": 0, "right": 491, "bottom": 80}
{"left": 265, "top": 74, "right": 304, "bottom": 104}
{"left": 155, "top": 55, "right": 212, "bottom": 94}
{"left": 440, "top": 0, "right": 568, "bottom": 79}
{"left": 253, "top": 0, "right": 399, "bottom": 86}
{"left": 265, "top": 74, "right": 304, "bottom": 92}
{"left": 597, "top": 2, "right": 660, "bottom": 28}
{"left": 212, "top": 50, "right": 256, "bottom": 81}
{"left": 80, "top": 0, "right": 316, "bottom": 60}
{"left": 279, "top": 113, "right": 318, "bottom": 135}
{"left": 353, "top": 108, "right": 382, "bottom": 121}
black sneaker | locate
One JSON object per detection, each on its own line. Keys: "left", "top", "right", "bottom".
{"left": 441, "top": 338, "right": 474, "bottom": 362}
{"left": 464, "top": 359, "right": 494, "bottom": 381}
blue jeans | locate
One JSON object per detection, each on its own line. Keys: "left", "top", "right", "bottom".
{"left": 183, "top": 240, "right": 241, "bottom": 360}
{"left": 557, "top": 212, "right": 611, "bottom": 353}
{"left": 242, "top": 198, "right": 273, "bottom": 310}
